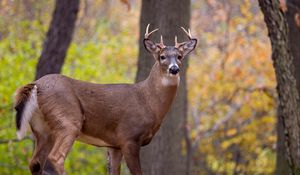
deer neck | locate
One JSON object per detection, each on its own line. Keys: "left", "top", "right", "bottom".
{"left": 139, "top": 62, "right": 179, "bottom": 121}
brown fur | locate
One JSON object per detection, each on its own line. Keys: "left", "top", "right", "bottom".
{"left": 16, "top": 26, "right": 197, "bottom": 175}
{"left": 14, "top": 83, "right": 35, "bottom": 107}
{"left": 25, "top": 62, "right": 178, "bottom": 175}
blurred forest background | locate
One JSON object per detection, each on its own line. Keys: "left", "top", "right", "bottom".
{"left": 0, "top": 0, "right": 299, "bottom": 174}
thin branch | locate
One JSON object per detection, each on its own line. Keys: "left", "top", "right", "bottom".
{"left": 0, "top": 136, "right": 32, "bottom": 144}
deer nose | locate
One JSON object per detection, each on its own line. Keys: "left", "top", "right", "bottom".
{"left": 169, "top": 65, "right": 180, "bottom": 75}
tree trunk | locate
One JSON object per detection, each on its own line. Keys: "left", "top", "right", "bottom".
{"left": 287, "top": 1, "right": 300, "bottom": 91}
{"left": 136, "top": 0, "right": 191, "bottom": 175}
{"left": 276, "top": 107, "right": 291, "bottom": 175}
{"left": 35, "top": 0, "right": 79, "bottom": 80}
{"left": 276, "top": 1, "right": 300, "bottom": 174}
{"left": 258, "top": 0, "right": 300, "bottom": 174}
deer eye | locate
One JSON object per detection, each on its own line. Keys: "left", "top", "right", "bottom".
{"left": 178, "top": 55, "right": 183, "bottom": 60}
{"left": 160, "top": 56, "right": 166, "bottom": 60}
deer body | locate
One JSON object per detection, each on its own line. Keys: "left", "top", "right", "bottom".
{"left": 14, "top": 25, "right": 196, "bottom": 175}
{"left": 36, "top": 62, "right": 177, "bottom": 148}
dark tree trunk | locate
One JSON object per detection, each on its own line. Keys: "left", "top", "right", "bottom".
{"left": 35, "top": 0, "right": 79, "bottom": 80}
{"left": 276, "top": 107, "right": 291, "bottom": 175}
{"left": 259, "top": 0, "right": 300, "bottom": 174}
{"left": 136, "top": 0, "right": 191, "bottom": 175}
{"left": 276, "top": 1, "right": 300, "bottom": 174}
{"left": 286, "top": 2, "right": 300, "bottom": 90}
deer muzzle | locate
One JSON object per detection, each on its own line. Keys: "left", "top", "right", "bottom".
{"left": 169, "top": 65, "right": 180, "bottom": 75}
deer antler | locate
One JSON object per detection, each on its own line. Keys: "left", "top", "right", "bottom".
{"left": 144, "top": 24, "right": 165, "bottom": 48}
{"left": 144, "top": 24, "right": 158, "bottom": 39}
{"left": 180, "top": 27, "right": 193, "bottom": 39}
{"left": 175, "top": 27, "right": 194, "bottom": 47}
{"left": 175, "top": 36, "right": 179, "bottom": 47}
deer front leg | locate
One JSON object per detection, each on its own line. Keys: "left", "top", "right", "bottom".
{"left": 107, "top": 148, "right": 123, "bottom": 175}
{"left": 121, "top": 142, "right": 142, "bottom": 175}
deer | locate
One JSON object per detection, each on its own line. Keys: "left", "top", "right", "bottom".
{"left": 14, "top": 24, "right": 197, "bottom": 175}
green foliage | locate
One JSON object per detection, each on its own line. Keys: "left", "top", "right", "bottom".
{"left": 0, "top": 21, "right": 41, "bottom": 175}
{"left": 0, "top": 1, "right": 137, "bottom": 174}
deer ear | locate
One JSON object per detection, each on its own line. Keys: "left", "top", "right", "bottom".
{"left": 144, "top": 39, "right": 160, "bottom": 54}
{"left": 178, "top": 39, "right": 197, "bottom": 57}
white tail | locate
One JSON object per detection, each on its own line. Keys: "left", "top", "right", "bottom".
{"left": 16, "top": 85, "right": 38, "bottom": 140}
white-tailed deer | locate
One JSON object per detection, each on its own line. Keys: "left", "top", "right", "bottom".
{"left": 14, "top": 24, "right": 197, "bottom": 175}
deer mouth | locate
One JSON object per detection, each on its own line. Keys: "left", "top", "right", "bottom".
{"left": 169, "top": 72, "right": 179, "bottom": 77}
{"left": 167, "top": 71, "right": 180, "bottom": 79}
{"left": 162, "top": 74, "right": 180, "bottom": 86}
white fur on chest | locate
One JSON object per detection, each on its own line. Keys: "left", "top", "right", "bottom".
{"left": 161, "top": 75, "right": 180, "bottom": 86}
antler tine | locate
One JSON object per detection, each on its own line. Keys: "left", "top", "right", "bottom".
{"left": 144, "top": 24, "right": 165, "bottom": 48}
{"left": 148, "top": 28, "right": 159, "bottom": 37}
{"left": 145, "top": 24, "right": 158, "bottom": 39}
{"left": 174, "top": 36, "right": 178, "bottom": 47}
{"left": 145, "top": 24, "right": 150, "bottom": 36}
{"left": 160, "top": 35, "right": 164, "bottom": 44}
{"left": 180, "top": 27, "right": 192, "bottom": 39}
{"left": 158, "top": 35, "right": 166, "bottom": 48}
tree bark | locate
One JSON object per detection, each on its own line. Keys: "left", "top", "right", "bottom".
{"left": 136, "top": 0, "right": 191, "bottom": 175}
{"left": 286, "top": 2, "right": 300, "bottom": 89}
{"left": 258, "top": 0, "right": 300, "bottom": 174}
{"left": 276, "top": 107, "right": 291, "bottom": 175}
{"left": 276, "top": 1, "right": 300, "bottom": 174}
{"left": 35, "top": 0, "right": 79, "bottom": 80}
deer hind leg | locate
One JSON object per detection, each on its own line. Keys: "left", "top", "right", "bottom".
{"left": 107, "top": 148, "right": 123, "bottom": 175}
{"left": 37, "top": 94, "right": 84, "bottom": 175}
{"left": 29, "top": 114, "right": 54, "bottom": 175}
{"left": 40, "top": 111, "right": 82, "bottom": 174}
{"left": 30, "top": 133, "right": 53, "bottom": 175}
{"left": 42, "top": 125, "right": 80, "bottom": 175}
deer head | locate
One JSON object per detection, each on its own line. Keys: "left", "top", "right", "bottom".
{"left": 143, "top": 24, "right": 197, "bottom": 76}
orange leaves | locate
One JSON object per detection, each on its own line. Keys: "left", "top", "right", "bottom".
{"left": 240, "top": 1, "right": 253, "bottom": 20}
{"left": 214, "top": 7, "right": 228, "bottom": 22}
{"left": 188, "top": 1, "right": 276, "bottom": 173}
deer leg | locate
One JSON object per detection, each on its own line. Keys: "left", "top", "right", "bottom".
{"left": 107, "top": 148, "right": 123, "bottom": 175}
{"left": 42, "top": 127, "right": 79, "bottom": 175}
{"left": 29, "top": 116, "right": 54, "bottom": 175}
{"left": 121, "top": 142, "right": 142, "bottom": 175}
{"left": 30, "top": 134, "right": 53, "bottom": 175}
